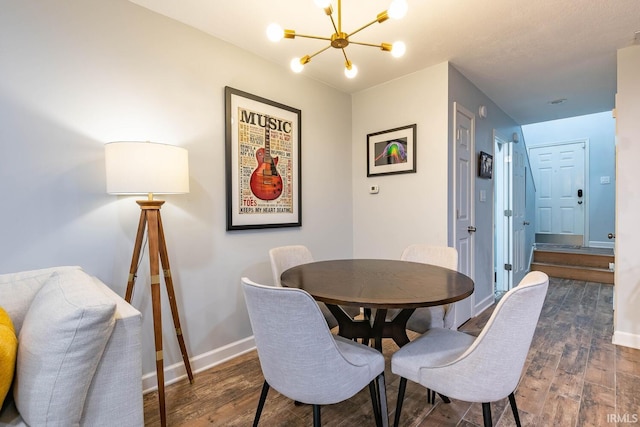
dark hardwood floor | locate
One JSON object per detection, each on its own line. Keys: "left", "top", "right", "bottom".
{"left": 144, "top": 277, "right": 640, "bottom": 426}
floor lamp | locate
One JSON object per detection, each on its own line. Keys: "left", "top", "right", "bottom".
{"left": 105, "top": 141, "right": 193, "bottom": 427}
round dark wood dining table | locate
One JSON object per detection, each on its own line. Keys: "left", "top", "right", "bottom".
{"left": 280, "top": 259, "right": 475, "bottom": 351}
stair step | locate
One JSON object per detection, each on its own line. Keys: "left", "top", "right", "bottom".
{"left": 533, "top": 250, "right": 614, "bottom": 269}
{"left": 530, "top": 262, "right": 614, "bottom": 284}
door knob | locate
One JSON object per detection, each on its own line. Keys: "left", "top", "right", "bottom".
{"left": 578, "top": 201, "right": 583, "bottom": 205}
{"left": 467, "top": 226, "right": 477, "bottom": 233}
{"left": 608, "top": 233, "right": 615, "bottom": 239}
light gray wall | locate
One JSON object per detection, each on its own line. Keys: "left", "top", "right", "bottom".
{"left": 522, "top": 112, "right": 616, "bottom": 247}
{"left": 614, "top": 45, "right": 640, "bottom": 349}
{"left": 0, "top": 0, "right": 354, "bottom": 380}
{"left": 351, "top": 63, "right": 450, "bottom": 259}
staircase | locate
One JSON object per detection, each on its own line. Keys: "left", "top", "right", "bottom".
{"left": 530, "top": 247, "right": 614, "bottom": 285}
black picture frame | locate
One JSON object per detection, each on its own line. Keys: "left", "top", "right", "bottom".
{"left": 225, "top": 86, "right": 302, "bottom": 230}
{"left": 366, "top": 124, "right": 417, "bottom": 177}
{"left": 479, "top": 151, "right": 493, "bottom": 179}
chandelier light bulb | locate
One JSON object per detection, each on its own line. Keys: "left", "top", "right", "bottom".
{"left": 391, "top": 41, "right": 406, "bottom": 58}
{"left": 388, "top": 0, "right": 408, "bottom": 20}
{"left": 344, "top": 63, "right": 358, "bottom": 79}
{"left": 314, "top": 0, "right": 332, "bottom": 8}
{"left": 266, "top": 23, "right": 284, "bottom": 42}
{"left": 290, "top": 58, "right": 305, "bottom": 73}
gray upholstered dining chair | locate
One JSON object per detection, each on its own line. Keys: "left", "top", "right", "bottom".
{"left": 269, "top": 245, "right": 360, "bottom": 329}
{"left": 391, "top": 271, "right": 549, "bottom": 427}
{"left": 384, "top": 245, "right": 458, "bottom": 334}
{"left": 400, "top": 244, "right": 459, "bottom": 332}
{"left": 241, "top": 277, "right": 388, "bottom": 427}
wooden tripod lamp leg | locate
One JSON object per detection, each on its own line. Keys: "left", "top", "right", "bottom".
{"left": 125, "top": 210, "right": 147, "bottom": 303}
{"left": 157, "top": 211, "right": 194, "bottom": 383}
{"left": 147, "top": 208, "right": 167, "bottom": 427}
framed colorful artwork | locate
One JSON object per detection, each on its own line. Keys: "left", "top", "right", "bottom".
{"left": 366, "top": 124, "right": 417, "bottom": 177}
{"left": 225, "top": 86, "right": 302, "bottom": 230}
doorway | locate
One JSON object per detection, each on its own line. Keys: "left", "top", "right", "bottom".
{"left": 494, "top": 132, "right": 529, "bottom": 295}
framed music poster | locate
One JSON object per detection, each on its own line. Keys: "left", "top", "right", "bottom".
{"left": 225, "top": 86, "right": 302, "bottom": 230}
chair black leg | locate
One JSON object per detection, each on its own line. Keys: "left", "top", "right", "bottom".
{"left": 376, "top": 373, "right": 388, "bottom": 427}
{"left": 369, "top": 380, "right": 381, "bottom": 426}
{"left": 438, "top": 393, "right": 451, "bottom": 403}
{"left": 482, "top": 402, "right": 492, "bottom": 427}
{"left": 394, "top": 377, "right": 407, "bottom": 427}
{"left": 312, "top": 404, "right": 321, "bottom": 427}
{"left": 426, "top": 389, "right": 449, "bottom": 404}
{"left": 253, "top": 381, "right": 270, "bottom": 427}
{"left": 508, "top": 392, "right": 522, "bottom": 427}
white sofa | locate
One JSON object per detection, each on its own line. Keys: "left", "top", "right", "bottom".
{"left": 0, "top": 266, "right": 143, "bottom": 427}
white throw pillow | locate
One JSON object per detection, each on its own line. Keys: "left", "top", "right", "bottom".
{"left": 0, "top": 266, "right": 81, "bottom": 334}
{"left": 13, "top": 269, "right": 117, "bottom": 427}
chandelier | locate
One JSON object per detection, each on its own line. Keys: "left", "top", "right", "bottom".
{"left": 267, "top": 0, "right": 408, "bottom": 79}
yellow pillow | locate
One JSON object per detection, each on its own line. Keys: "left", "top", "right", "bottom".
{"left": 0, "top": 306, "right": 18, "bottom": 405}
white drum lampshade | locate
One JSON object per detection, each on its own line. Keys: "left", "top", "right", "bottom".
{"left": 105, "top": 141, "right": 189, "bottom": 197}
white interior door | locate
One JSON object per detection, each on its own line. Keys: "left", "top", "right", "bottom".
{"left": 453, "top": 103, "right": 474, "bottom": 327}
{"left": 529, "top": 141, "right": 586, "bottom": 246}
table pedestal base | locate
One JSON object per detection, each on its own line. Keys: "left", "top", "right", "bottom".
{"left": 326, "top": 305, "right": 416, "bottom": 351}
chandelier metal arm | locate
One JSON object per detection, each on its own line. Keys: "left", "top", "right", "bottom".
{"left": 348, "top": 40, "right": 392, "bottom": 51}
{"left": 308, "top": 44, "right": 333, "bottom": 60}
{"left": 340, "top": 47, "right": 350, "bottom": 63}
{"left": 347, "top": 13, "right": 387, "bottom": 39}
{"left": 328, "top": 12, "right": 339, "bottom": 35}
{"left": 290, "top": 32, "right": 333, "bottom": 42}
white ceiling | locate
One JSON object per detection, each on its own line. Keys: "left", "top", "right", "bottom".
{"left": 129, "top": 0, "right": 640, "bottom": 125}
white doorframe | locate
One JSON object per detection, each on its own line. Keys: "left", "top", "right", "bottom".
{"left": 452, "top": 102, "right": 475, "bottom": 327}
{"left": 494, "top": 132, "right": 511, "bottom": 293}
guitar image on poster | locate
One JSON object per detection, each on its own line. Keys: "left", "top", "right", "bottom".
{"left": 250, "top": 119, "right": 283, "bottom": 200}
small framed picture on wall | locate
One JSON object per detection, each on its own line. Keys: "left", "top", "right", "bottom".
{"left": 479, "top": 151, "right": 493, "bottom": 179}
{"left": 366, "top": 124, "right": 417, "bottom": 177}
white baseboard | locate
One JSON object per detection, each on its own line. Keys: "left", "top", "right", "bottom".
{"left": 142, "top": 336, "right": 256, "bottom": 394}
{"left": 474, "top": 293, "right": 495, "bottom": 317}
{"left": 612, "top": 330, "right": 640, "bottom": 350}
